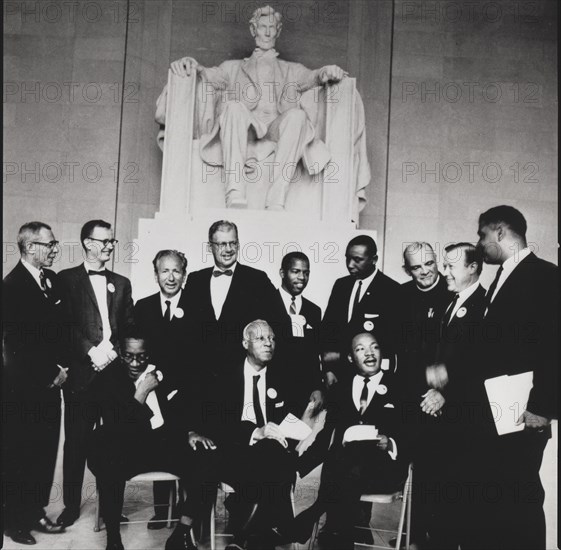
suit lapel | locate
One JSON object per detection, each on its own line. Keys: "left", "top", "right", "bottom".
{"left": 219, "top": 264, "right": 242, "bottom": 321}
{"left": 105, "top": 270, "right": 115, "bottom": 313}
{"left": 79, "top": 266, "right": 101, "bottom": 314}
{"left": 16, "top": 262, "right": 47, "bottom": 302}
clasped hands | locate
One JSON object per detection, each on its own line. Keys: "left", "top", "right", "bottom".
{"left": 89, "top": 344, "right": 118, "bottom": 372}
{"left": 421, "top": 363, "right": 448, "bottom": 416}
{"left": 253, "top": 422, "right": 288, "bottom": 449}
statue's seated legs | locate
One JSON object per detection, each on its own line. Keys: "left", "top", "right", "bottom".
{"left": 218, "top": 102, "right": 309, "bottom": 210}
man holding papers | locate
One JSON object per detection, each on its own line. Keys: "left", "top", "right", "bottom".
{"left": 476, "top": 205, "right": 559, "bottom": 550}
{"left": 293, "top": 332, "right": 408, "bottom": 550}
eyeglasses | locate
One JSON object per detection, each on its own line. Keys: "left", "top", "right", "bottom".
{"left": 121, "top": 352, "right": 149, "bottom": 363}
{"left": 209, "top": 240, "right": 239, "bottom": 250}
{"left": 88, "top": 238, "right": 119, "bottom": 247}
{"left": 31, "top": 241, "right": 59, "bottom": 250}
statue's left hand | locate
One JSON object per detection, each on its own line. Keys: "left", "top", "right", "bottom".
{"left": 319, "top": 65, "right": 348, "bottom": 84}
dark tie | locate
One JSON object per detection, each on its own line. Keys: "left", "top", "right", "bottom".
{"left": 351, "top": 280, "right": 363, "bottom": 320}
{"left": 164, "top": 300, "right": 171, "bottom": 322}
{"left": 253, "top": 375, "right": 265, "bottom": 428}
{"left": 359, "top": 377, "right": 370, "bottom": 413}
{"left": 483, "top": 265, "right": 504, "bottom": 314}
{"left": 88, "top": 270, "right": 106, "bottom": 276}
{"left": 441, "top": 293, "right": 460, "bottom": 328}
{"left": 289, "top": 296, "right": 297, "bottom": 315}
{"left": 213, "top": 269, "right": 233, "bottom": 277}
{"left": 39, "top": 270, "right": 49, "bottom": 297}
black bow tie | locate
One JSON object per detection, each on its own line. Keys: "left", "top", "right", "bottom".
{"left": 88, "top": 270, "right": 106, "bottom": 276}
{"left": 213, "top": 269, "right": 233, "bottom": 277}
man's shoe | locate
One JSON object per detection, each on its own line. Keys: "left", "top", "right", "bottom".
{"left": 6, "top": 529, "right": 37, "bottom": 545}
{"left": 35, "top": 516, "right": 66, "bottom": 534}
{"left": 147, "top": 513, "right": 167, "bottom": 530}
{"left": 106, "top": 535, "right": 125, "bottom": 550}
{"left": 165, "top": 524, "right": 197, "bottom": 549}
{"left": 56, "top": 508, "right": 79, "bottom": 526}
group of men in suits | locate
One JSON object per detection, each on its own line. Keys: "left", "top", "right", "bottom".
{"left": 2, "top": 206, "right": 558, "bottom": 550}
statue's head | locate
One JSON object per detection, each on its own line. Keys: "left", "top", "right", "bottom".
{"left": 249, "top": 5, "right": 282, "bottom": 50}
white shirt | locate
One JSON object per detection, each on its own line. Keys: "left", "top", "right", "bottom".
{"left": 210, "top": 262, "right": 237, "bottom": 320}
{"left": 279, "top": 286, "right": 305, "bottom": 336}
{"left": 348, "top": 268, "right": 378, "bottom": 322}
{"left": 447, "top": 280, "right": 480, "bottom": 323}
{"left": 84, "top": 263, "right": 112, "bottom": 346}
{"left": 241, "top": 359, "right": 268, "bottom": 426}
{"left": 352, "top": 371, "right": 397, "bottom": 460}
{"left": 487, "top": 247, "right": 533, "bottom": 305}
{"left": 21, "top": 259, "right": 44, "bottom": 290}
{"left": 159, "top": 290, "right": 182, "bottom": 320}
{"left": 416, "top": 274, "right": 441, "bottom": 292}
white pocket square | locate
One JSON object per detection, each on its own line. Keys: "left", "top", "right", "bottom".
{"left": 364, "top": 313, "right": 380, "bottom": 319}
{"left": 383, "top": 403, "right": 395, "bottom": 408}
{"left": 55, "top": 299, "right": 61, "bottom": 305}
{"left": 167, "top": 390, "right": 178, "bottom": 401}
{"left": 275, "top": 401, "right": 284, "bottom": 408}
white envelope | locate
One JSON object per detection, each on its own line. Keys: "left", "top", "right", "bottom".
{"left": 342, "top": 424, "right": 379, "bottom": 445}
{"left": 279, "top": 413, "right": 313, "bottom": 441}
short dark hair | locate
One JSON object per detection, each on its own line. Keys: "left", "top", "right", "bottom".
{"left": 346, "top": 235, "right": 378, "bottom": 258}
{"left": 479, "top": 205, "right": 527, "bottom": 239}
{"left": 80, "top": 219, "right": 112, "bottom": 251}
{"left": 281, "top": 251, "right": 310, "bottom": 272}
{"left": 444, "top": 242, "right": 483, "bottom": 275}
{"left": 152, "top": 250, "right": 188, "bottom": 273}
{"left": 208, "top": 220, "right": 238, "bottom": 243}
{"left": 349, "top": 331, "right": 383, "bottom": 355}
{"left": 119, "top": 328, "right": 147, "bottom": 351}
{"left": 17, "top": 221, "right": 52, "bottom": 254}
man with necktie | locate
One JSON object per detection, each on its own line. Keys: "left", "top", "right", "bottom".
{"left": 474, "top": 205, "right": 558, "bottom": 550}
{"left": 2, "top": 222, "right": 67, "bottom": 544}
{"left": 270, "top": 252, "right": 324, "bottom": 417}
{"left": 134, "top": 249, "right": 192, "bottom": 527}
{"left": 183, "top": 220, "right": 278, "bottom": 375}
{"left": 321, "top": 235, "right": 403, "bottom": 386}
{"left": 56, "top": 219, "right": 134, "bottom": 527}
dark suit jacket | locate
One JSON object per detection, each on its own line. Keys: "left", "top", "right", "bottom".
{"left": 134, "top": 290, "right": 193, "bottom": 391}
{"left": 58, "top": 264, "right": 135, "bottom": 392}
{"left": 2, "top": 261, "right": 64, "bottom": 393}
{"left": 269, "top": 290, "right": 323, "bottom": 414}
{"left": 299, "top": 370, "right": 407, "bottom": 477}
{"left": 481, "top": 253, "right": 559, "bottom": 420}
{"left": 321, "top": 270, "right": 403, "bottom": 378}
{"left": 183, "top": 263, "right": 278, "bottom": 371}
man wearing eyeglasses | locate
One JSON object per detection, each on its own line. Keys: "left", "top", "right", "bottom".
{"left": 2, "top": 221, "right": 67, "bottom": 544}
{"left": 56, "top": 219, "right": 134, "bottom": 527}
{"left": 183, "top": 220, "right": 278, "bottom": 375}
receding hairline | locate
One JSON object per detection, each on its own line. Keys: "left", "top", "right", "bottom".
{"left": 403, "top": 242, "right": 436, "bottom": 265}
{"left": 242, "top": 319, "right": 273, "bottom": 340}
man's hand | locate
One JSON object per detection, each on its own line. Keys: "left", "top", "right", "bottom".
{"left": 188, "top": 432, "right": 217, "bottom": 451}
{"left": 420, "top": 389, "right": 445, "bottom": 416}
{"left": 325, "top": 371, "right": 338, "bottom": 388}
{"left": 253, "top": 422, "right": 288, "bottom": 449}
{"left": 134, "top": 372, "right": 159, "bottom": 404}
{"left": 50, "top": 367, "right": 68, "bottom": 388}
{"left": 171, "top": 57, "right": 201, "bottom": 77}
{"left": 318, "top": 65, "right": 348, "bottom": 84}
{"left": 425, "top": 363, "right": 449, "bottom": 390}
{"left": 516, "top": 410, "right": 551, "bottom": 431}
{"left": 106, "top": 349, "right": 118, "bottom": 363}
{"left": 376, "top": 434, "right": 390, "bottom": 452}
{"left": 88, "top": 347, "right": 112, "bottom": 371}
{"left": 307, "top": 390, "right": 325, "bottom": 417}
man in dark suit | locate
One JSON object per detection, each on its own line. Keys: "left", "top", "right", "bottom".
{"left": 197, "top": 320, "right": 301, "bottom": 550}
{"left": 414, "top": 243, "right": 487, "bottom": 550}
{"left": 183, "top": 220, "right": 278, "bottom": 374}
{"left": 56, "top": 219, "right": 135, "bottom": 526}
{"left": 474, "top": 205, "right": 558, "bottom": 550}
{"left": 2, "top": 222, "right": 67, "bottom": 544}
{"left": 321, "top": 235, "right": 403, "bottom": 386}
{"left": 270, "top": 252, "right": 324, "bottom": 417}
{"left": 293, "top": 332, "right": 409, "bottom": 550}
{"left": 134, "top": 249, "right": 192, "bottom": 528}
{"left": 88, "top": 333, "right": 214, "bottom": 550}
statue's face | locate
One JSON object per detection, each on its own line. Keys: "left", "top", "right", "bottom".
{"left": 250, "top": 16, "right": 279, "bottom": 50}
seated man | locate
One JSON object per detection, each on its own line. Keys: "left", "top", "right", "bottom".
{"left": 87, "top": 333, "right": 215, "bottom": 550}
{"left": 196, "top": 320, "right": 303, "bottom": 550}
{"left": 293, "top": 332, "right": 409, "bottom": 550}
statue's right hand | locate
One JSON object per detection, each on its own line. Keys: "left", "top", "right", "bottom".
{"left": 170, "top": 57, "right": 199, "bottom": 77}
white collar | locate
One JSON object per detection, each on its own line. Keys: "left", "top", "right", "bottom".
{"left": 354, "top": 370, "right": 384, "bottom": 385}
{"left": 160, "top": 289, "right": 182, "bottom": 309}
{"left": 83, "top": 261, "right": 106, "bottom": 273}
{"left": 501, "top": 247, "right": 532, "bottom": 275}
{"left": 457, "top": 279, "right": 480, "bottom": 304}
{"left": 354, "top": 267, "right": 377, "bottom": 290}
{"left": 244, "top": 358, "right": 267, "bottom": 378}
{"left": 416, "top": 274, "right": 441, "bottom": 292}
{"left": 21, "top": 258, "right": 42, "bottom": 278}
{"left": 213, "top": 261, "right": 238, "bottom": 274}
{"left": 279, "top": 286, "right": 302, "bottom": 312}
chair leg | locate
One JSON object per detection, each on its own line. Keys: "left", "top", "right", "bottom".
{"left": 210, "top": 503, "right": 216, "bottom": 550}
{"left": 308, "top": 520, "right": 319, "bottom": 550}
{"left": 167, "top": 481, "right": 175, "bottom": 528}
{"left": 405, "top": 475, "right": 412, "bottom": 550}
{"left": 94, "top": 488, "right": 101, "bottom": 532}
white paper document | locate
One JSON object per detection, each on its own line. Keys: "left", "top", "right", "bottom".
{"left": 279, "top": 413, "right": 313, "bottom": 441}
{"left": 342, "top": 424, "right": 380, "bottom": 445}
{"left": 484, "top": 371, "right": 533, "bottom": 436}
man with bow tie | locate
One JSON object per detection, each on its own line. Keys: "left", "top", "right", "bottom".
{"left": 2, "top": 222, "right": 67, "bottom": 544}
{"left": 183, "top": 220, "right": 278, "bottom": 375}
{"left": 159, "top": 5, "right": 346, "bottom": 210}
{"left": 56, "top": 219, "right": 134, "bottom": 527}
{"left": 134, "top": 249, "right": 192, "bottom": 528}
{"left": 291, "top": 332, "right": 408, "bottom": 550}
